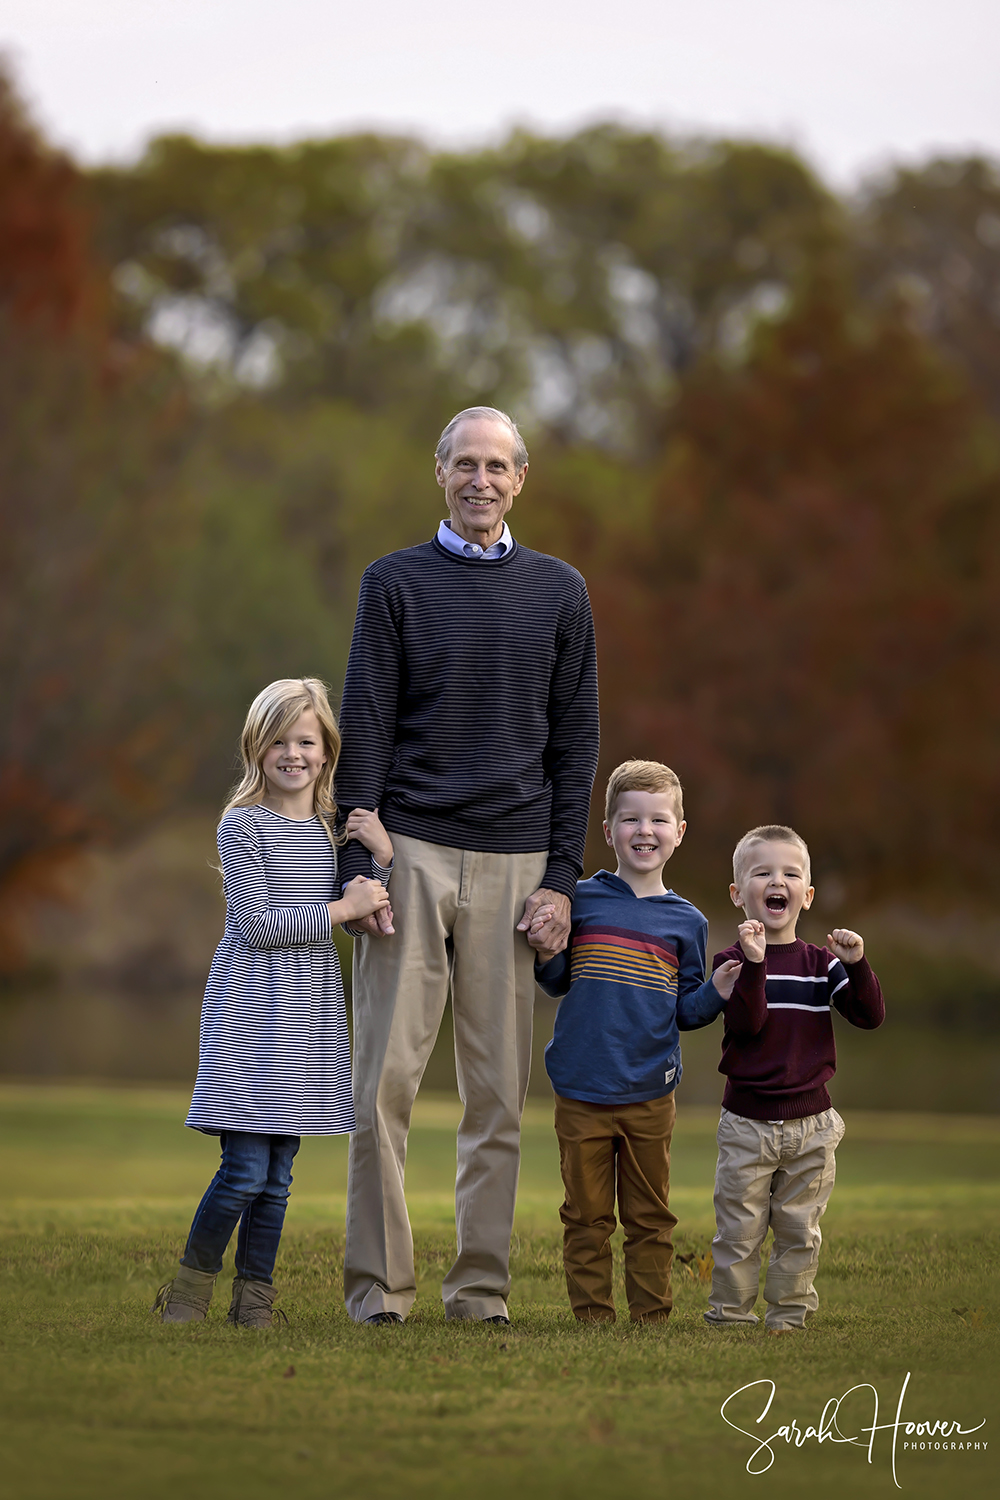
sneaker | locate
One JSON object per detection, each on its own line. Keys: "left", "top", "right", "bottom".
{"left": 481, "top": 1314, "right": 511, "bottom": 1326}
{"left": 363, "top": 1311, "right": 403, "bottom": 1326}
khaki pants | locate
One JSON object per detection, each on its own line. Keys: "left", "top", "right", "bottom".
{"left": 344, "top": 832, "right": 547, "bottom": 1322}
{"left": 554, "top": 1092, "right": 677, "bottom": 1323}
{"left": 705, "top": 1106, "right": 846, "bottom": 1330}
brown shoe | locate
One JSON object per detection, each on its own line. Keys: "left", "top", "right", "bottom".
{"left": 226, "top": 1277, "right": 287, "bottom": 1329}
{"left": 152, "top": 1266, "right": 217, "bottom": 1323}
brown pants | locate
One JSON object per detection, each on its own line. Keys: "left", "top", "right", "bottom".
{"left": 553, "top": 1092, "right": 677, "bottom": 1323}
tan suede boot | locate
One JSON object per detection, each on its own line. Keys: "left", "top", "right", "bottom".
{"left": 226, "top": 1276, "right": 287, "bottom": 1329}
{"left": 152, "top": 1265, "right": 217, "bottom": 1323}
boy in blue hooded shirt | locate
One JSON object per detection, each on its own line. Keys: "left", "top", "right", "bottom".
{"left": 534, "top": 760, "right": 733, "bottom": 1323}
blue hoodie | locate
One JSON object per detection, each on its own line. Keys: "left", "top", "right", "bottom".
{"left": 537, "top": 869, "right": 724, "bottom": 1105}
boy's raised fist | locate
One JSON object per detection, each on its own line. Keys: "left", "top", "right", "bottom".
{"left": 827, "top": 928, "right": 864, "bottom": 964}
{"left": 737, "top": 919, "right": 766, "bottom": 963}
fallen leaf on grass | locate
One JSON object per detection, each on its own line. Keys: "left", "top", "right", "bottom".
{"left": 283, "top": 1365, "right": 296, "bottom": 1378}
{"left": 952, "top": 1307, "right": 985, "bottom": 1329}
{"left": 696, "top": 1251, "right": 714, "bottom": 1283}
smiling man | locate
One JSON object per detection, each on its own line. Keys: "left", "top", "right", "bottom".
{"left": 335, "top": 406, "right": 600, "bottom": 1326}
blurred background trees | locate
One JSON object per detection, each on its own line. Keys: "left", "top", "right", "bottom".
{"left": 2, "top": 68, "right": 999, "bottom": 1093}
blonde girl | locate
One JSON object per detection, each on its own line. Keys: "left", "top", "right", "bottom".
{"left": 154, "top": 678, "right": 392, "bottom": 1328}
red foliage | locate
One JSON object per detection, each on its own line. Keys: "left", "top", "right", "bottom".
{"left": 586, "top": 276, "right": 1000, "bottom": 904}
{"left": 0, "top": 74, "right": 96, "bottom": 332}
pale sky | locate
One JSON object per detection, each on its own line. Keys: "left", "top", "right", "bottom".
{"left": 2, "top": 0, "right": 998, "bottom": 184}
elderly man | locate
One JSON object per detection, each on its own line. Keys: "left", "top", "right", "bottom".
{"left": 336, "top": 405, "right": 599, "bottom": 1325}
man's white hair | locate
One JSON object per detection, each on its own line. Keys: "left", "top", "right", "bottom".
{"left": 435, "top": 406, "right": 529, "bottom": 470}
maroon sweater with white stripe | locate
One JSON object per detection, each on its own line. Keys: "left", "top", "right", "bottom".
{"left": 711, "top": 938, "right": 884, "bottom": 1120}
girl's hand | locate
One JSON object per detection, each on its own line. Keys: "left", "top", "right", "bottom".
{"left": 345, "top": 807, "right": 394, "bottom": 868}
{"left": 738, "top": 920, "right": 767, "bottom": 963}
{"left": 331, "top": 876, "right": 391, "bottom": 926}
{"left": 828, "top": 928, "right": 864, "bottom": 964}
{"left": 712, "top": 958, "right": 743, "bottom": 999}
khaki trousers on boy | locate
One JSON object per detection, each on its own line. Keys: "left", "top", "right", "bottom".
{"left": 705, "top": 1106, "right": 846, "bottom": 1331}
{"left": 554, "top": 1092, "right": 677, "bottom": 1323}
{"left": 344, "top": 832, "right": 548, "bottom": 1323}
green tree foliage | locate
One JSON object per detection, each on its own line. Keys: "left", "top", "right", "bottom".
{"left": 88, "top": 126, "right": 836, "bottom": 451}
{"left": 855, "top": 156, "right": 1000, "bottom": 419}
{"left": 89, "top": 132, "right": 455, "bottom": 422}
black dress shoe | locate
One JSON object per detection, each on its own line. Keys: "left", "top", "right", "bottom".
{"left": 481, "top": 1314, "right": 511, "bottom": 1326}
{"left": 363, "top": 1311, "right": 403, "bottom": 1326}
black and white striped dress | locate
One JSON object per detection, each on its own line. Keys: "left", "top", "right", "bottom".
{"left": 186, "top": 804, "right": 388, "bottom": 1136}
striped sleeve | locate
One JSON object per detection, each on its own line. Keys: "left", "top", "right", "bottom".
{"left": 337, "top": 570, "right": 402, "bottom": 888}
{"left": 218, "top": 811, "right": 331, "bottom": 949}
{"left": 831, "top": 954, "right": 885, "bottom": 1028}
{"left": 540, "top": 585, "right": 600, "bottom": 897}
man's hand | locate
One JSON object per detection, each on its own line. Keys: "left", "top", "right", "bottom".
{"left": 712, "top": 959, "right": 743, "bottom": 999}
{"left": 737, "top": 919, "right": 766, "bottom": 963}
{"left": 344, "top": 807, "right": 394, "bottom": 869}
{"left": 827, "top": 927, "right": 864, "bottom": 963}
{"left": 517, "top": 888, "right": 571, "bottom": 956}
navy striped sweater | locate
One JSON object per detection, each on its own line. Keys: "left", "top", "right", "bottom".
{"left": 712, "top": 938, "right": 885, "bottom": 1120}
{"left": 336, "top": 536, "right": 600, "bottom": 897}
{"left": 537, "top": 870, "right": 724, "bottom": 1105}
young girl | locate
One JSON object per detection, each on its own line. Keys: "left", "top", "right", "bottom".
{"left": 153, "top": 677, "right": 393, "bottom": 1329}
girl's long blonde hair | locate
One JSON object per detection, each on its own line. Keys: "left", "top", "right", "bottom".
{"left": 223, "top": 678, "right": 343, "bottom": 842}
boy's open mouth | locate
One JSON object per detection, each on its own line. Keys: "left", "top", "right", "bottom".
{"left": 765, "top": 894, "right": 788, "bottom": 912}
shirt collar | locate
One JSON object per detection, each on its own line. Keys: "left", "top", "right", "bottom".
{"left": 436, "top": 519, "right": 514, "bottom": 560}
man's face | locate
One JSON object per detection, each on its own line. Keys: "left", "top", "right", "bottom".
{"left": 730, "top": 840, "right": 814, "bottom": 943}
{"left": 435, "top": 416, "right": 528, "bottom": 547}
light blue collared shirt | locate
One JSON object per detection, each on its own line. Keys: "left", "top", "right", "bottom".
{"left": 436, "top": 519, "right": 514, "bottom": 560}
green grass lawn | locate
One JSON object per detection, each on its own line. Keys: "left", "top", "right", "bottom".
{"left": 0, "top": 1084, "right": 997, "bottom": 1500}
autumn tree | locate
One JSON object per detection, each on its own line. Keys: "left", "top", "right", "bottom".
{"left": 0, "top": 75, "right": 342, "bottom": 970}
{"left": 579, "top": 271, "right": 1000, "bottom": 907}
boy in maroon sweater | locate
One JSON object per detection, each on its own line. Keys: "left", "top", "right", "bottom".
{"left": 705, "top": 824, "right": 884, "bottom": 1332}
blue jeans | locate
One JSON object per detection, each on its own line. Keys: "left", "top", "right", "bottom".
{"left": 181, "top": 1132, "right": 300, "bottom": 1283}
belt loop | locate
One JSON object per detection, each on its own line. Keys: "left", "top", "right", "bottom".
{"left": 458, "top": 849, "right": 473, "bottom": 907}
